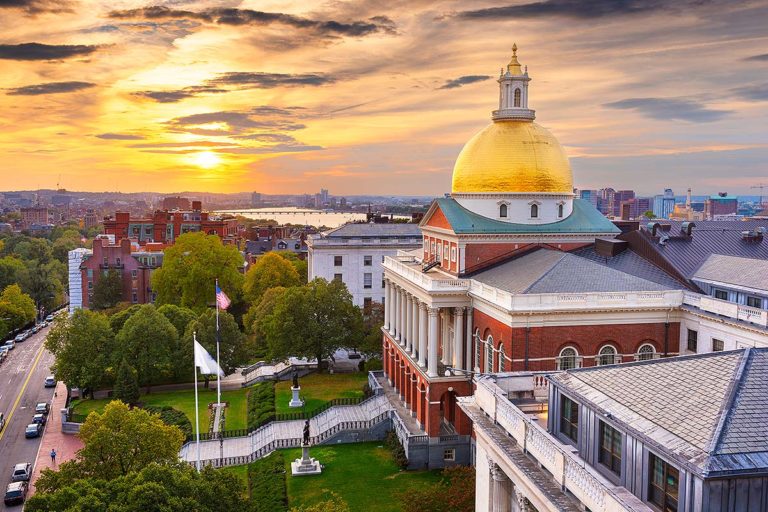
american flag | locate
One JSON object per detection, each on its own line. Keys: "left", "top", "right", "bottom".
{"left": 215, "top": 284, "right": 231, "bottom": 310}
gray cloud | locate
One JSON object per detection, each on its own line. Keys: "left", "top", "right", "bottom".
{"left": 95, "top": 133, "right": 145, "bottom": 140}
{"left": 6, "top": 81, "right": 95, "bottom": 95}
{"left": 216, "top": 143, "right": 323, "bottom": 154}
{"left": 166, "top": 106, "right": 305, "bottom": 135}
{"left": 732, "top": 84, "right": 768, "bottom": 101}
{"left": 745, "top": 53, "right": 768, "bottom": 62}
{"left": 457, "top": 0, "right": 708, "bottom": 20}
{"left": 129, "top": 141, "right": 239, "bottom": 149}
{"left": 0, "top": 42, "right": 99, "bottom": 60}
{"left": 108, "top": 6, "right": 396, "bottom": 37}
{"left": 0, "top": 0, "right": 74, "bottom": 14}
{"left": 603, "top": 97, "right": 731, "bottom": 122}
{"left": 438, "top": 75, "right": 491, "bottom": 89}
{"left": 231, "top": 133, "right": 296, "bottom": 142}
{"left": 208, "top": 72, "right": 334, "bottom": 88}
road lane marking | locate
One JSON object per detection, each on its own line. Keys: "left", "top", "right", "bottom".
{"left": 0, "top": 341, "right": 46, "bottom": 443}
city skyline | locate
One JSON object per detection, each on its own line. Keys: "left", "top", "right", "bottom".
{"left": 1, "top": 0, "right": 767, "bottom": 195}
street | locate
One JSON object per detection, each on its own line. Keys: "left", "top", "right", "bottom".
{"left": 0, "top": 325, "right": 55, "bottom": 511}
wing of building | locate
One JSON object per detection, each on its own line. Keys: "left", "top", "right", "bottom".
{"left": 376, "top": 45, "right": 768, "bottom": 511}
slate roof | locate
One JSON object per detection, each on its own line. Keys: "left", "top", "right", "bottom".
{"left": 572, "top": 246, "right": 685, "bottom": 289}
{"left": 321, "top": 223, "right": 422, "bottom": 238}
{"left": 693, "top": 254, "right": 768, "bottom": 291}
{"left": 550, "top": 348, "right": 768, "bottom": 477}
{"left": 428, "top": 198, "right": 620, "bottom": 235}
{"left": 472, "top": 248, "right": 674, "bottom": 294}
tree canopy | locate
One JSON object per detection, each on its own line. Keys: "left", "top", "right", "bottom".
{"left": 263, "top": 278, "right": 364, "bottom": 370}
{"left": 152, "top": 232, "right": 244, "bottom": 312}
{"left": 398, "top": 466, "right": 475, "bottom": 512}
{"left": 115, "top": 304, "right": 177, "bottom": 390}
{"left": 0, "top": 283, "right": 36, "bottom": 330}
{"left": 243, "top": 252, "right": 300, "bottom": 305}
{"left": 91, "top": 267, "right": 124, "bottom": 310}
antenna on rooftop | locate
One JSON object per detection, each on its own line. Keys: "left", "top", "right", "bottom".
{"left": 750, "top": 183, "right": 767, "bottom": 210}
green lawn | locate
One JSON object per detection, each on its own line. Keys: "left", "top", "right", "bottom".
{"left": 70, "top": 387, "right": 250, "bottom": 433}
{"left": 284, "top": 442, "right": 443, "bottom": 512}
{"left": 275, "top": 372, "right": 368, "bottom": 414}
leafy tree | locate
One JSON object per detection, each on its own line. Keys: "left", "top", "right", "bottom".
{"left": 243, "top": 287, "right": 287, "bottom": 357}
{"left": 72, "top": 401, "right": 183, "bottom": 479}
{"left": 0, "top": 255, "right": 26, "bottom": 290}
{"left": 113, "top": 359, "right": 140, "bottom": 406}
{"left": 291, "top": 492, "right": 350, "bottom": 512}
{"left": 91, "top": 268, "right": 124, "bottom": 310}
{"left": 29, "top": 463, "right": 246, "bottom": 512}
{"left": 152, "top": 232, "right": 244, "bottom": 312}
{"left": 643, "top": 210, "right": 657, "bottom": 219}
{"left": 358, "top": 300, "right": 385, "bottom": 357}
{"left": 264, "top": 278, "right": 364, "bottom": 371}
{"left": 183, "top": 309, "right": 246, "bottom": 384}
{"left": 110, "top": 304, "right": 142, "bottom": 332}
{"left": 45, "top": 309, "right": 115, "bottom": 397}
{"left": 0, "top": 284, "right": 36, "bottom": 329}
{"left": 51, "top": 229, "right": 82, "bottom": 263}
{"left": 243, "top": 252, "right": 300, "bottom": 305}
{"left": 115, "top": 305, "right": 177, "bottom": 390}
{"left": 277, "top": 252, "right": 308, "bottom": 284}
{"left": 21, "top": 259, "right": 64, "bottom": 315}
{"left": 157, "top": 304, "right": 196, "bottom": 338}
{"left": 398, "top": 466, "right": 475, "bottom": 512}
{"left": 157, "top": 304, "right": 197, "bottom": 378}
{"left": 13, "top": 237, "right": 52, "bottom": 264}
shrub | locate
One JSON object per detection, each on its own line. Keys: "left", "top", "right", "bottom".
{"left": 248, "top": 452, "right": 288, "bottom": 512}
{"left": 384, "top": 430, "right": 408, "bottom": 469}
{"left": 247, "top": 382, "right": 276, "bottom": 430}
{"left": 144, "top": 405, "right": 193, "bottom": 438}
{"left": 364, "top": 358, "right": 383, "bottom": 372}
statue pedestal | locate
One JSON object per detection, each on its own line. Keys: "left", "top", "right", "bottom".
{"left": 289, "top": 386, "right": 304, "bottom": 408}
{"left": 291, "top": 443, "right": 322, "bottom": 476}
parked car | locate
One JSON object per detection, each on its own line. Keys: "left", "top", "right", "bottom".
{"left": 0, "top": 350, "right": 6, "bottom": 363}
{"left": 0, "top": 412, "right": 5, "bottom": 432}
{"left": 4, "top": 481, "right": 27, "bottom": 506}
{"left": 14, "top": 334, "right": 24, "bottom": 343}
{"left": 10, "top": 463, "right": 31, "bottom": 482}
{"left": 35, "top": 402, "right": 49, "bottom": 415}
{"left": 3, "top": 340, "right": 14, "bottom": 351}
{"left": 45, "top": 314, "right": 54, "bottom": 322}
{"left": 32, "top": 414, "right": 46, "bottom": 425}
{"left": 24, "top": 423, "right": 42, "bottom": 438}
{"left": 44, "top": 375, "right": 56, "bottom": 388}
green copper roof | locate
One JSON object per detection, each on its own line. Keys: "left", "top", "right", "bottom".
{"left": 432, "top": 198, "right": 620, "bottom": 235}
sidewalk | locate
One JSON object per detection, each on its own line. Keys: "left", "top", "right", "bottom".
{"left": 29, "top": 381, "right": 84, "bottom": 496}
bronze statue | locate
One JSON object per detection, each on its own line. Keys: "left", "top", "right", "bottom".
{"left": 303, "top": 419, "right": 310, "bottom": 445}
{"left": 292, "top": 368, "right": 299, "bottom": 389}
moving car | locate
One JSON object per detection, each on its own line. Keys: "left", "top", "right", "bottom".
{"left": 35, "top": 402, "right": 49, "bottom": 415}
{"left": 44, "top": 375, "right": 56, "bottom": 388}
{"left": 4, "top": 481, "right": 27, "bottom": 506}
{"left": 24, "top": 423, "right": 42, "bottom": 438}
{"left": 10, "top": 463, "right": 31, "bottom": 482}
{"left": 3, "top": 340, "right": 14, "bottom": 351}
{"left": 32, "top": 413, "right": 46, "bottom": 425}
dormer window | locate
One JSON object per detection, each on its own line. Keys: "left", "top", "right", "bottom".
{"left": 499, "top": 204, "right": 508, "bottom": 218}
{"left": 530, "top": 204, "right": 539, "bottom": 218}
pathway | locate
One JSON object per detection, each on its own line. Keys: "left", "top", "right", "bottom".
{"left": 376, "top": 373, "right": 423, "bottom": 435}
{"left": 29, "top": 382, "right": 84, "bottom": 496}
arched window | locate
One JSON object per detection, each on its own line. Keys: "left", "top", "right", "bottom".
{"left": 486, "top": 335, "right": 494, "bottom": 373}
{"left": 530, "top": 204, "right": 539, "bottom": 218}
{"left": 474, "top": 329, "right": 481, "bottom": 371}
{"left": 514, "top": 88, "right": 521, "bottom": 107}
{"left": 637, "top": 344, "right": 655, "bottom": 361}
{"left": 499, "top": 204, "right": 508, "bottom": 218}
{"left": 498, "top": 345, "right": 506, "bottom": 372}
{"left": 597, "top": 345, "right": 618, "bottom": 366}
{"left": 558, "top": 203, "right": 564, "bottom": 218}
{"left": 558, "top": 347, "right": 578, "bottom": 370}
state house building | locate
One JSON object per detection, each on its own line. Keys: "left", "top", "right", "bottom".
{"left": 379, "top": 46, "right": 768, "bottom": 510}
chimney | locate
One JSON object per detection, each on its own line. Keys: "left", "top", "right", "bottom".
{"left": 192, "top": 200, "right": 202, "bottom": 211}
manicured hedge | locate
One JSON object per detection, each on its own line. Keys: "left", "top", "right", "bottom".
{"left": 248, "top": 452, "right": 288, "bottom": 512}
{"left": 144, "top": 405, "right": 193, "bottom": 438}
{"left": 385, "top": 430, "right": 409, "bottom": 469}
{"left": 247, "top": 382, "right": 276, "bottom": 430}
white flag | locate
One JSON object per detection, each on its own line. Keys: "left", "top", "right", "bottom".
{"left": 194, "top": 339, "right": 223, "bottom": 376}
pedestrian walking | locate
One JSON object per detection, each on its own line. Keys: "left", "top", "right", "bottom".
{"left": 50, "top": 448, "right": 56, "bottom": 464}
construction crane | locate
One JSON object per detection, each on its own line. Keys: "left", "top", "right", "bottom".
{"left": 751, "top": 184, "right": 767, "bottom": 210}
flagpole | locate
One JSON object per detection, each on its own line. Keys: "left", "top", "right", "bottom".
{"left": 215, "top": 279, "right": 221, "bottom": 407}
{"left": 193, "top": 331, "right": 201, "bottom": 472}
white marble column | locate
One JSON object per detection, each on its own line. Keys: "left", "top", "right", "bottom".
{"left": 411, "top": 298, "right": 419, "bottom": 357}
{"left": 491, "top": 464, "right": 512, "bottom": 512}
{"left": 465, "top": 307, "right": 473, "bottom": 371}
{"left": 428, "top": 307, "right": 439, "bottom": 377}
{"left": 394, "top": 286, "right": 401, "bottom": 340}
{"left": 405, "top": 294, "right": 413, "bottom": 352}
{"left": 418, "top": 303, "right": 428, "bottom": 367}
{"left": 400, "top": 289, "right": 407, "bottom": 346}
{"left": 441, "top": 311, "right": 451, "bottom": 365}
{"left": 384, "top": 280, "right": 391, "bottom": 332}
{"left": 453, "top": 307, "right": 464, "bottom": 370}
{"left": 513, "top": 487, "right": 529, "bottom": 512}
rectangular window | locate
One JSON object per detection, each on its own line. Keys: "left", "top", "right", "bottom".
{"left": 431, "top": 241, "right": 436, "bottom": 255}
{"left": 364, "top": 273, "right": 372, "bottom": 289}
{"left": 443, "top": 449, "right": 455, "bottom": 461}
{"left": 87, "top": 269, "right": 93, "bottom": 278}
{"left": 131, "top": 269, "right": 138, "bottom": 278}
{"left": 648, "top": 453, "right": 679, "bottom": 512}
{"left": 334, "top": 256, "right": 343, "bottom": 267}
{"left": 87, "top": 281, "right": 93, "bottom": 289}
{"left": 599, "top": 421, "right": 622, "bottom": 476}
{"left": 382, "top": 255, "right": 386, "bottom": 263}
{"left": 103, "top": 257, "right": 108, "bottom": 266}
{"left": 747, "top": 296, "right": 762, "bottom": 308}
{"left": 363, "top": 255, "right": 373, "bottom": 266}
{"left": 381, "top": 278, "right": 386, "bottom": 289}
{"left": 687, "top": 329, "right": 698, "bottom": 352}
{"left": 451, "top": 246, "right": 457, "bottom": 262}
{"left": 714, "top": 289, "right": 728, "bottom": 300}
{"left": 559, "top": 396, "right": 579, "bottom": 443}
{"left": 363, "top": 297, "right": 372, "bottom": 313}
{"left": 131, "top": 292, "right": 138, "bottom": 303}
{"left": 333, "top": 273, "right": 342, "bottom": 282}
{"left": 712, "top": 339, "right": 724, "bottom": 352}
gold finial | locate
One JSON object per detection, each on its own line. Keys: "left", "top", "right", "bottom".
{"left": 512, "top": 43, "right": 517, "bottom": 55}
{"left": 507, "top": 43, "right": 522, "bottom": 75}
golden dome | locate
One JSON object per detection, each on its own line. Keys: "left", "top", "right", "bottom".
{"left": 451, "top": 121, "right": 573, "bottom": 194}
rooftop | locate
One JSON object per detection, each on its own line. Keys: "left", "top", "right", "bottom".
{"left": 551, "top": 348, "right": 768, "bottom": 477}
{"left": 318, "top": 223, "right": 422, "bottom": 239}
{"left": 693, "top": 254, "right": 768, "bottom": 292}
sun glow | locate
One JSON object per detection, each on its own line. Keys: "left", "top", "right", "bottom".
{"left": 192, "top": 151, "right": 221, "bottom": 169}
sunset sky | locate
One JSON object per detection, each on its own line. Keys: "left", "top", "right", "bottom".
{"left": 1, "top": 0, "right": 767, "bottom": 196}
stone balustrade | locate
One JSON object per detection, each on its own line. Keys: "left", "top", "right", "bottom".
{"left": 683, "top": 292, "right": 768, "bottom": 327}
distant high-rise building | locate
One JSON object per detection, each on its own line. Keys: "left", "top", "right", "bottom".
{"left": 598, "top": 187, "right": 615, "bottom": 215}
{"left": 20, "top": 207, "right": 49, "bottom": 229}
{"left": 613, "top": 190, "right": 635, "bottom": 217}
{"left": 705, "top": 192, "right": 738, "bottom": 219}
{"left": 652, "top": 188, "right": 675, "bottom": 219}
{"left": 161, "top": 196, "right": 191, "bottom": 211}
{"left": 251, "top": 192, "right": 263, "bottom": 208}
{"left": 84, "top": 209, "right": 99, "bottom": 229}
{"left": 579, "top": 189, "right": 599, "bottom": 209}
